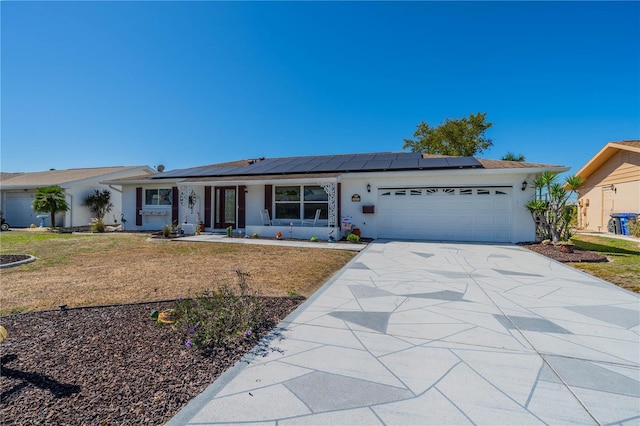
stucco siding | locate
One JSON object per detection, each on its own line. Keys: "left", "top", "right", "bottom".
{"left": 339, "top": 170, "right": 535, "bottom": 243}
{"left": 577, "top": 150, "right": 640, "bottom": 232}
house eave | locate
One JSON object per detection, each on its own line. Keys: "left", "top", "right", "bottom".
{"left": 574, "top": 141, "right": 640, "bottom": 179}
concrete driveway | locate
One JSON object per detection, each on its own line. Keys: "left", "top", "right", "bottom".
{"left": 168, "top": 240, "right": 640, "bottom": 425}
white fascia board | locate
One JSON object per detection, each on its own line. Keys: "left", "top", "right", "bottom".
{"left": 180, "top": 176, "right": 341, "bottom": 186}
{"left": 341, "top": 166, "right": 569, "bottom": 180}
{"left": 101, "top": 178, "right": 186, "bottom": 186}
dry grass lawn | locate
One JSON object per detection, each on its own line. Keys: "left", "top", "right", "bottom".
{"left": 0, "top": 231, "right": 356, "bottom": 314}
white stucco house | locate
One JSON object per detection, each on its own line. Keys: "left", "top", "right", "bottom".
{"left": 0, "top": 166, "right": 156, "bottom": 228}
{"left": 108, "top": 152, "right": 567, "bottom": 243}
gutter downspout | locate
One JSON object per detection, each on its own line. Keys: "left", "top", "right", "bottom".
{"left": 66, "top": 193, "right": 73, "bottom": 228}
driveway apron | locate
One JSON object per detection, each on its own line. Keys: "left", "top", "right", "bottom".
{"left": 168, "top": 240, "right": 640, "bottom": 425}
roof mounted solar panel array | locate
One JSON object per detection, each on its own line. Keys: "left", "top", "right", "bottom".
{"left": 151, "top": 152, "right": 482, "bottom": 179}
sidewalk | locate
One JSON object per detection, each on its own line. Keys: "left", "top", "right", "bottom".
{"left": 167, "top": 240, "right": 640, "bottom": 425}
{"left": 176, "top": 233, "right": 366, "bottom": 251}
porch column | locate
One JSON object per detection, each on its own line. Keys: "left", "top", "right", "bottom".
{"left": 320, "top": 182, "right": 338, "bottom": 227}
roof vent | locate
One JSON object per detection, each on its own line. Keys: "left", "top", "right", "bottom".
{"left": 156, "top": 165, "right": 165, "bottom": 172}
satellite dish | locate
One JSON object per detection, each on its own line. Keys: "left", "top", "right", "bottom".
{"left": 156, "top": 165, "right": 165, "bottom": 172}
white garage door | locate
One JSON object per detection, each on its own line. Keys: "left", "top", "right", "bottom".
{"left": 4, "top": 192, "right": 37, "bottom": 228}
{"left": 378, "top": 187, "right": 512, "bottom": 242}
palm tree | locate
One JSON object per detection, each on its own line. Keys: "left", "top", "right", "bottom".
{"left": 32, "top": 185, "right": 69, "bottom": 229}
{"left": 501, "top": 152, "right": 526, "bottom": 162}
{"left": 526, "top": 173, "right": 584, "bottom": 242}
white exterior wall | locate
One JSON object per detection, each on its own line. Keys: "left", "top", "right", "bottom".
{"left": 122, "top": 184, "right": 174, "bottom": 231}
{"left": 339, "top": 169, "right": 536, "bottom": 243}
{"left": 245, "top": 184, "right": 264, "bottom": 227}
{"left": 62, "top": 183, "right": 126, "bottom": 228}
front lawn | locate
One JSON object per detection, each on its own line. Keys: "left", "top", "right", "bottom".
{"left": 0, "top": 230, "right": 356, "bottom": 314}
{"left": 570, "top": 234, "right": 640, "bottom": 293}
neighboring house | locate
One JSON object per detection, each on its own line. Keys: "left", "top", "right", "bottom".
{"left": 108, "top": 152, "right": 567, "bottom": 243}
{"left": 0, "top": 166, "right": 156, "bottom": 228}
{"left": 573, "top": 140, "right": 640, "bottom": 233}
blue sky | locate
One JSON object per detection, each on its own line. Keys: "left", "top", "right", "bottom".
{"left": 2, "top": 1, "right": 638, "bottom": 176}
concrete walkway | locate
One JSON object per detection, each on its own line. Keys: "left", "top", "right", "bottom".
{"left": 167, "top": 240, "right": 639, "bottom": 425}
{"left": 176, "top": 233, "right": 366, "bottom": 251}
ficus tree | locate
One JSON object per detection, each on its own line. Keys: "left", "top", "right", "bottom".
{"left": 403, "top": 112, "right": 493, "bottom": 156}
{"left": 526, "top": 172, "right": 584, "bottom": 242}
{"left": 32, "top": 185, "right": 70, "bottom": 229}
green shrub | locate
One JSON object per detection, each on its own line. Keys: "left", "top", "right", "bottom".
{"left": 172, "top": 269, "right": 263, "bottom": 353}
{"left": 627, "top": 217, "right": 640, "bottom": 238}
{"left": 163, "top": 224, "right": 172, "bottom": 238}
{"left": 90, "top": 218, "right": 106, "bottom": 233}
{"left": 346, "top": 233, "right": 360, "bottom": 243}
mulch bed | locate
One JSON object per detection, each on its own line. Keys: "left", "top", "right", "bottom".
{"left": 519, "top": 242, "right": 608, "bottom": 263}
{"left": 0, "top": 297, "right": 304, "bottom": 425}
{"left": 0, "top": 255, "right": 31, "bottom": 265}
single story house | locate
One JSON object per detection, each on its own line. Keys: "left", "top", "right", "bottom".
{"left": 572, "top": 140, "right": 640, "bottom": 233}
{"left": 108, "top": 152, "right": 567, "bottom": 243}
{"left": 0, "top": 166, "right": 156, "bottom": 228}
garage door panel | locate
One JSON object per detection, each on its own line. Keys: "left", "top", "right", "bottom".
{"left": 378, "top": 187, "right": 512, "bottom": 242}
{"left": 4, "top": 193, "right": 37, "bottom": 228}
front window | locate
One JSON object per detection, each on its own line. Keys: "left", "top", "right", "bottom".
{"left": 274, "top": 185, "right": 328, "bottom": 220}
{"left": 145, "top": 188, "right": 172, "bottom": 206}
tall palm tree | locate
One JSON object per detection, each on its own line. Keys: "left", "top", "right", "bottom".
{"left": 32, "top": 185, "right": 69, "bottom": 229}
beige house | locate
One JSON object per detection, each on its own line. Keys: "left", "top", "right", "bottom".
{"left": 574, "top": 140, "right": 640, "bottom": 232}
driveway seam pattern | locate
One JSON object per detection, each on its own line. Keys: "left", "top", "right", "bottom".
{"left": 168, "top": 241, "right": 640, "bottom": 425}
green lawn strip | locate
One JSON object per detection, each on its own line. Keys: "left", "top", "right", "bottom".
{"left": 570, "top": 235, "right": 640, "bottom": 293}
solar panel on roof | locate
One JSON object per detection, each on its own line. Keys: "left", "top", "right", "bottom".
{"left": 417, "top": 158, "right": 449, "bottom": 168}
{"left": 151, "top": 152, "right": 484, "bottom": 179}
{"left": 389, "top": 159, "right": 419, "bottom": 169}
{"left": 363, "top": 160, "right": 392, "bottom": 169}
{"left": 373, "top": 153, "right": 399, "bottom": 161}
{"left": 445, "top": 157, "right": 482, "bottom": 168}
{"left": 341, "top": 161, "right": 368, "bottom": 170}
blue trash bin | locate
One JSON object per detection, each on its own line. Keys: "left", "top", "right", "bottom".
{"left": 611, "top": 213, "right": 638, "bottom": 236}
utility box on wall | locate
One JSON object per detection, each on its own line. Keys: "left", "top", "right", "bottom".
{"left": 362, "top": 205, "right": 375, "bottom": 214}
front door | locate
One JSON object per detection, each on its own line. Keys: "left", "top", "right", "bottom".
{"left": 215, "top": 187, "right": 236, "bottom": 229}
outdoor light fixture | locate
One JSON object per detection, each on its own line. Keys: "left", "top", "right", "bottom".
{"left": 521, "top": 180, "right": 528, "bottom": 191}
{"left": 244, "top": 186, "right": 248, "bottom": 194}
{"left": 367, "top": 183, "right": 371, "bottom": 192}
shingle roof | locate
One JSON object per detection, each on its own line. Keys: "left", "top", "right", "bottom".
{"left": 610, "top": 140, "right": 640, "bottom": 150}
{"left": 476, "top": 158, "right": 565, "bottom": 169}
{"left": 0, "top": 166, "right": 153, "bottom": 188}
{"left": 0, "top": 172, "right": 24, "bottom": 182}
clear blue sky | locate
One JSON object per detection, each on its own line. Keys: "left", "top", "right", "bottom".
{"left": 2, "top": 1, "right": 639, "bottom": 176}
